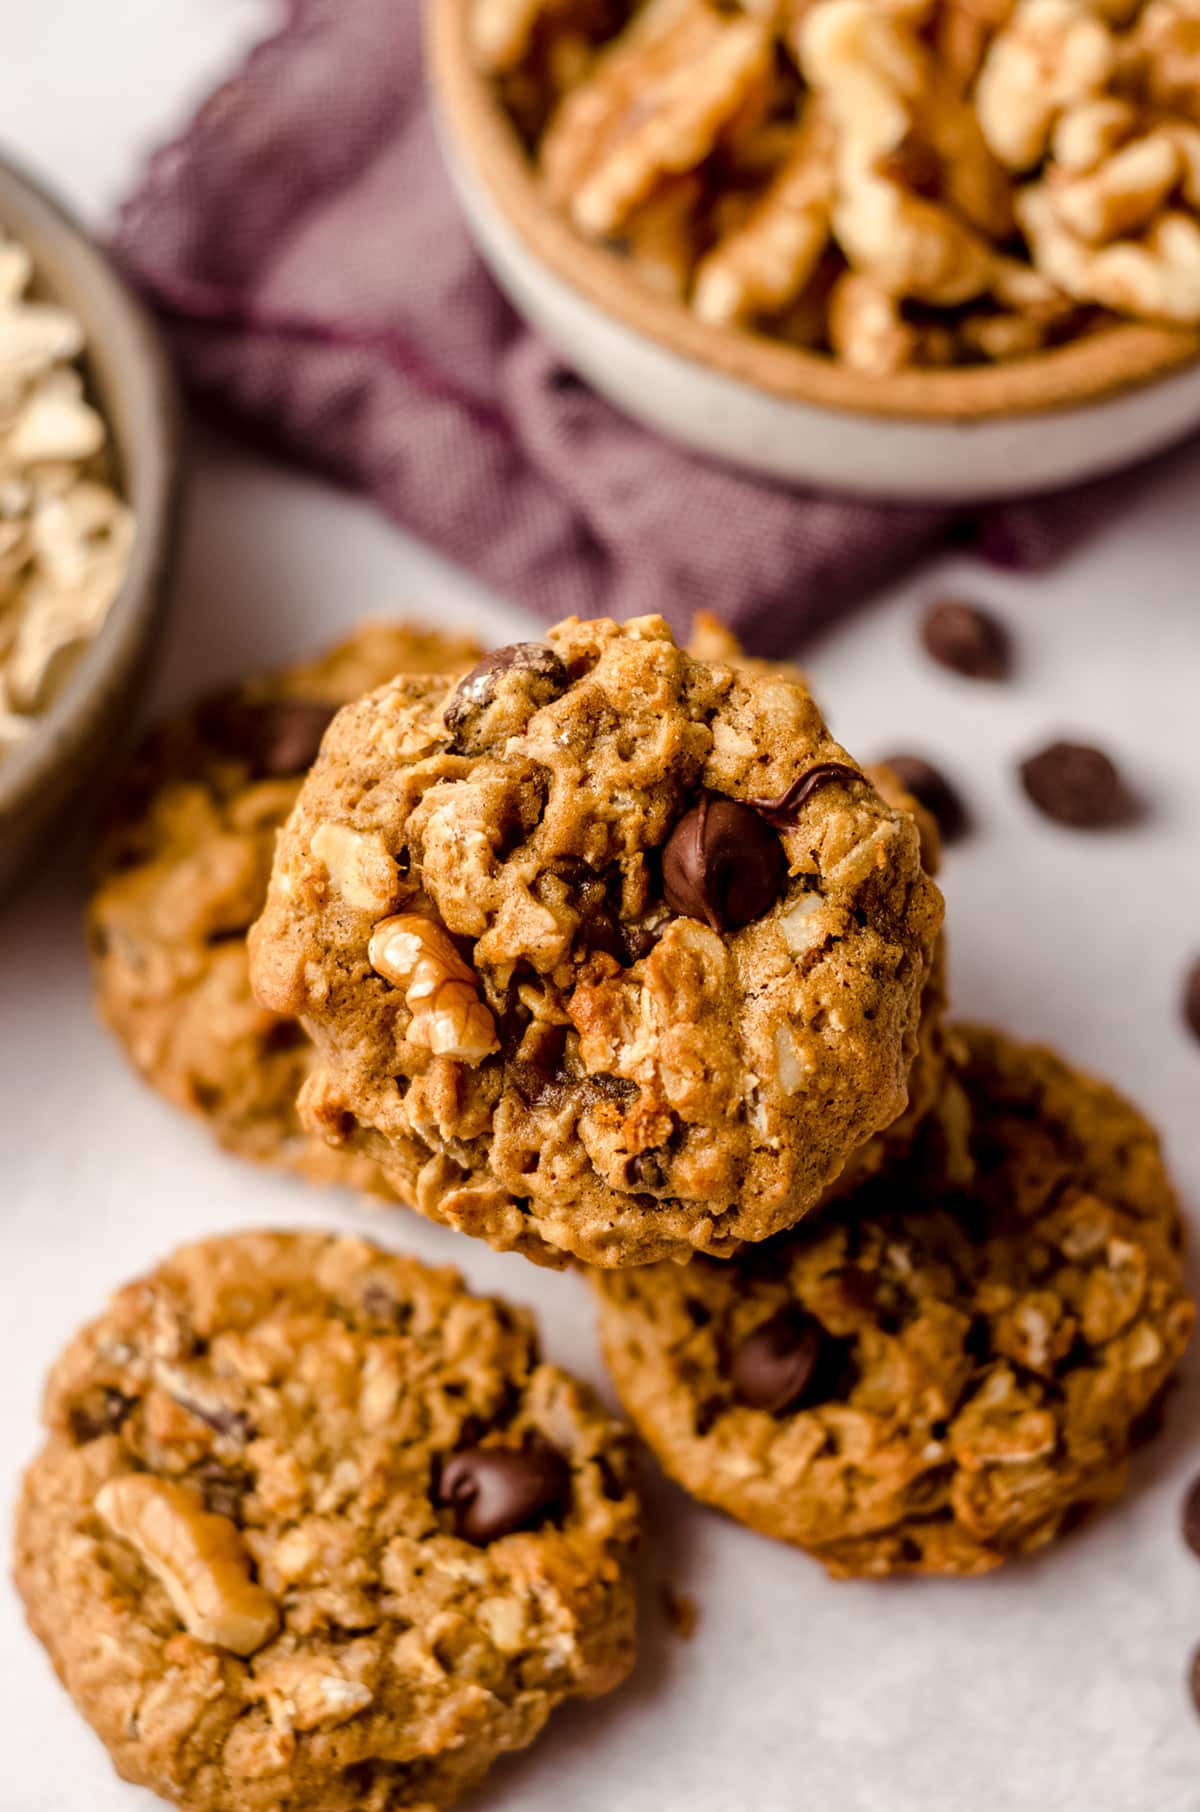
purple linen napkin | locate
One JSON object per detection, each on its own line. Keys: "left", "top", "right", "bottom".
{"left": 113, "top": 0, "right": 1133, "bottom": 654}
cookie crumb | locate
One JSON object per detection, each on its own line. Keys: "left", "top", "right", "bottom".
{"left": 661, "top": 1582, "right": 699, "bottom": 1641}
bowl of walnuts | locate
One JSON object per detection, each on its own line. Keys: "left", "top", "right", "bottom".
{"left": 0, "top": 151, "right": 181, "bottom": 897}
{"left": 428, "top": 0, "right": 1200, "bottom": 500}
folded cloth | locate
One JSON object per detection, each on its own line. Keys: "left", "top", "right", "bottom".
{"left": 114, "top": 0, "right": 1139, "bottom": 654}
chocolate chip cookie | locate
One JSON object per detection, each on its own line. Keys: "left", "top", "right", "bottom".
{"left": 594, "top": 1026, "right": 1194, "bottom": 1577}
{"left": 88, "top": 621, "right": 481, "bottom": 1187}
{"left": 14, "top": 1230, "right": 639, "bottom": 1812}
{"left": 688, "top": 622, "right": 952, "bottom": 1198}
{"left": 249, "top": 614, "right": 943, "bottom": 1267}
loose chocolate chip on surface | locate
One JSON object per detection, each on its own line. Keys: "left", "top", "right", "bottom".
{"left": 662, "top": 792, "right": 785, "bottom": 931}
{"left": 1183, "top": 1474, "right": 1200, "bottom": 1558}
{"left": 204, "top": 698, "right": 338, "bottom": 778}
{"left": 921, "top": 600, "right": 1009, "bottom": 679}
{"left": 437, "top": 1441, "right": 571, "bottom": 1543}
{"left": 1184, "top": 962, "right": 1200, "bottom": 1043}
{"left": 1020, "top": 740, "right": 1132, "bottom": 828}
{"left": 257, "top": 700, "right": 340, "bottom": 776}
{"left": 443, "top": 642, "right": 569, "bottom": 753}
{"left": 748, "top": 762, "right": 861, "bottom": 828}
{"left": 732, "top": 1307, "right": 826, "bottom": 1414}
{"left": 882, "top": 752, "right": 969, "bottom": 843}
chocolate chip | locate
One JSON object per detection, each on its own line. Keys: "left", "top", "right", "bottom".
{"left": 192, "top": 1459, "right": 248, "bottom": 1523}
{"left": 1183, "top": 1475, "right": 1200, "bottom": 1558}
{"left": 662, "top": 792, "right": 785, "bottom": 932}
{"left": 1020, "top": 740, "right": 1132, "bottom": 828}
{"left": 166, "top": 1385, "right": 255, "bottom": 1443}
{"left": 1190, "top": 1645, "right": 1200, "bottom": 1720}
{"left": 68, "top": 1388, "right": 135, "bottom": 1444}
{"left": 1184, "top": 961, "right": 1200, "bottom": 1042}
{"left": 921, "top": 600, "right": 1009, "bottom": 680}
{"left": 881, "top": 752, "right": 969, "bottom": 843}
{"left": 443, "top": 643, "right": 569, "bottom": 754}
{"left": 732, "top": 1307, "right": 826, "bottom": 1414}
{"left": 747, "top": 762, "right": 860, "bottom": 829}
{"left": 437, "top": 1440, "right": 570, "bottom": 1543}
{"left": 625, "top": 1148, "right": 670, "bottom": 1190}
{"left": 200, "top": 696, "right": 338, "bottom": 777}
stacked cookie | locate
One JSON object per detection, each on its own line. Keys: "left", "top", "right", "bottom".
{"left": 15, "top": 612, "right": 1193, "bottom": 1812}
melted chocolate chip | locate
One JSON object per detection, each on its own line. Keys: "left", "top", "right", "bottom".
{"left": 443, "top": 643, "right": 569, "bottom": 754}
{"left": 1020, "top": 741, "right": 1133, "bottom": 828}
{"left": 881, "top": 752, "right": 969, "bottom": 843}
{"left": 747, "top": 763, "right": 861, "bottom": 829}
{"left": 662, "top": 792, "right": 784, "bottom": 932}
{"left": 200, "top": 696, "right": 337, "bottom": 778}
{"left": 921, "top": 600, "right": 1010, "bottom": 680}
{"left": 1183, "top": 961, "right": 1200, "bottom": 1043}
{"left": 625, "top": 1148, "right": 670, "bottom": 1190}
{"left": 192, "top": 1459, "right": 248, "bottom": 1523}
{"left": 68, "top": 1388, "right": 135, "bottom": 1444}
{"left": 732, "top": 1307, "right": 827, "bottom": 1414}
{"left": 171, "top": 1393, "right": 256, "bottom": 1443}
{"left": 437, "top": 1440, "right": 570, "bottom": 1543}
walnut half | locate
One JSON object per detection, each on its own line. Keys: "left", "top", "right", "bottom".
{"left": 369, "top": 913, "right": 499, "bottom": 1064}
{"left": 95, "top": 1475, "right": 279, "bottom": 1657}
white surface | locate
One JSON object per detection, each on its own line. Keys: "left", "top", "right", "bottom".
{"left": 441, "top": 110, "right": 1200, "bottom": 502}
{"left": 3, "top": 9, "right": 1200, "bottom": 1812}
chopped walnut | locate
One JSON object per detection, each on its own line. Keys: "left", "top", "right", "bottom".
{"left": 311, "top": 821, "right": 400, "bottom": 914}
{"left": 483, "top": 0, "right": 1200, "bottom": 361}
{"left": 95, "top": 1474, "right": 279, "bottom": 1656}
{"left": 0, "top": 229, "right": 133, "bottom": 758}
{"left": 540, "top": 0, "right": 774, "bottom": 237}
{"left": 369, "top": 913, "right": 499, "bottom": 1064}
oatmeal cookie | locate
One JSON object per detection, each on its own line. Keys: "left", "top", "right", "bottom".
{"left": 594, "top": 1025, "right": 1194, "bottom": 1576}
{"left": 14, "top": 1230, "right": 639, "bottom": 1812}
{"left": 88, "top": 621, "right": 481, "bottom": 1188}
{"left": 686, "top": 615, "right": 951, "bottom": 1195}
{"left": 249, "top": 614, "right": 942, "bottom": 1267}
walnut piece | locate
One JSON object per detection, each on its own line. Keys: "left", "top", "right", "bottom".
{"left": 95, "top": 1475, "right": 279, "bottom": 1656}
{"left": 489, "top": 0, "right": 1200, "bottom": 360}
{"left": 540, "top": 0, "right": 774, "bottom": 237}
{"left": 369, "top": 913, "right": 499, "bottom": 1063}
{"left": 311, "top": 821, "right": 400, "bottom": 914}
{"left": 0, "top": 230, "right": 133, "bottom": 757}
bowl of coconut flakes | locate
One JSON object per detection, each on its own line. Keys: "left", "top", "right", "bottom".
{"left": 0, "top": 151, "right": 181, "bottom": 898}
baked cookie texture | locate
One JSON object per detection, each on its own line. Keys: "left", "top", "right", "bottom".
{"left": 87, "top": 622, "right": 481, "bottom": 1188}
{"left": 14, "top": 1231, "right": 639, "bottom": 1812}
{"left": 689, "top": 616, "right": 952, "bottom": 1196}
{"left": 595, "top": 1026, "right": 1194, "bottom": 1577}
{"left": 250, "top": 614, "right": 943, "bottom": 1267}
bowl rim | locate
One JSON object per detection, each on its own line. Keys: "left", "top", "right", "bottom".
{"left": 427, "top": 0, "right": 1200, "bottom": 424}
{"left": 0, "top": 147, "right": 183, "bottom": 818}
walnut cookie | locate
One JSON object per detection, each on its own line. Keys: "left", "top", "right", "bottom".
{"left": 249, "top": 614, "right": 943, "bottom": 1268}
{"left": 14, "top": 1230, "right": 640, "bottom": 1812}
{"left": 594, "top": 1025, "right": 1195, "bottom": 1577}
{"left": 87, "top": 621, "right": 482, "bottom": 1189}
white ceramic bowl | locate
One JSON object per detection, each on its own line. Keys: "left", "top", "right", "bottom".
{"left": 428, "top": 0, "right": 1200, "bottom": 502}
{"left": 0, "top": 151, "right": 182, "bottom": 899}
